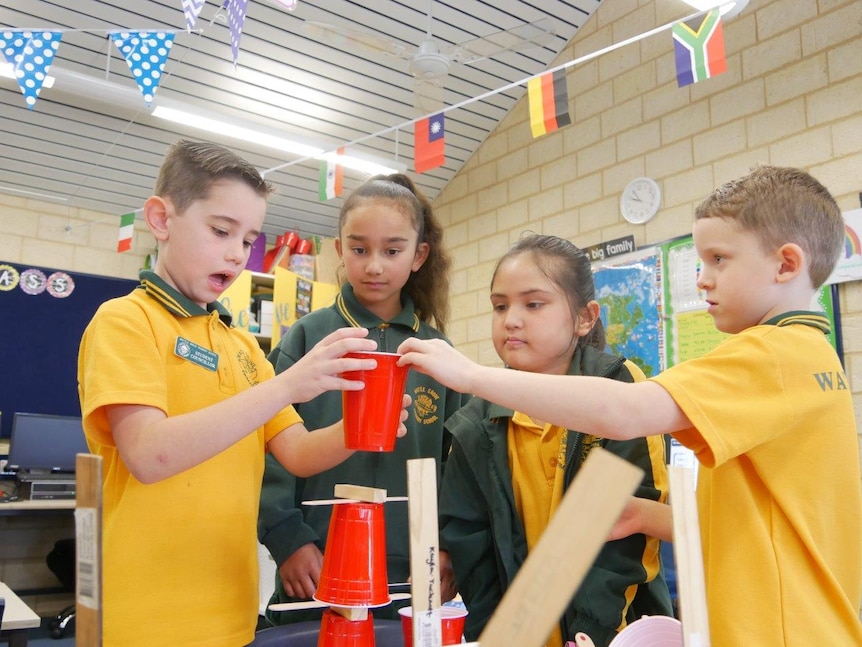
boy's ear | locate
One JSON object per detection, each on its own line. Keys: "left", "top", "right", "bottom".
{"left": 143, "top": 196, "right": 171, "bottom": 242}
{"left": 775, "top": 242, "right": 805, "bottom": 283}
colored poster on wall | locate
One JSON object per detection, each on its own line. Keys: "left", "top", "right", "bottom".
{"left": 826, "top": 208, "right": 862, "bottom": 285}
{"left": 592, "top": 247, "right": 664, "bottom": 377}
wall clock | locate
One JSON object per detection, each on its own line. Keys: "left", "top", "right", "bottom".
{"left": 620, "top": 177, "right": 662, "bottom": 224}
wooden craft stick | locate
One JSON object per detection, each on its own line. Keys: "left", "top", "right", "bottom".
{"left": 407, "top": 458, "right": 443, "bottom": 647}
{"left": 75, "top": 453, "right": 103, "bottom": 647}
{"left": 332, "top": 606, "right": 369, "bottom": 621}
{"left": 669, "top": 465, "right": 711, "bottom": 647}
{"left": 301, "top": 496, "right": 408, "bottom": 506}
{"left": 478, "top": 448, "right": 643, "bottom": 647}
{"left": 333, "top": 483, "right": 388, "bottom": 502}
{"left": 268, "top": 591, "right": 411, "bottom": 612}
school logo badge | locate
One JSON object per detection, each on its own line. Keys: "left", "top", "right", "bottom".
{"left": 411, "top": 385, "right": 440, "bottom": 426}
{"left": 238, "top": 349, "right": 260, "bottom": 386}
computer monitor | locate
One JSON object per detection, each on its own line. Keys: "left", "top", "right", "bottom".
{"left": 6, "top": 412, "right": 89, "bottom": 475}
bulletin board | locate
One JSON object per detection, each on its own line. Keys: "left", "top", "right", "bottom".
{"left": 0, "top": 261, "right": 137, "bottom": 438}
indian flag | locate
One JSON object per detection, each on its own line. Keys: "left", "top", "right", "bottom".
{"left": 117, "top": 212, "right": 135, "bottom": 252}
{"left": 319, "top": 147, "right": 344, "bottom": 201}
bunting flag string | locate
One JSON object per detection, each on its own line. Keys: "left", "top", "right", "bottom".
{"left": 110, "top": 31, "right": 176, "bottom": 106}
{"left": 414, "top": 113, "right": 445, "bottom": 174}
{"left": 527, "top": 69, "right": 571, "bottom": 139}
{"left": 0, "top": 30, "right": 62, "bottom": 110}
{"left": 672, "top": 9, "right": 727, "bottom": 87}
{"left": 226, "top": 0, "right": 251, "bottom": 67}
{"left": 181, "top": 0, "right": 207, "bottom": 32}
{"left": 319, "top": 147, "right": 344, "bottom": 201}
{"left": 117, "top": 213, "right": 136, "bottom": 253}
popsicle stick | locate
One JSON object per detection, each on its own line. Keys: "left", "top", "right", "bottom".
{"left": 301, "top": 496, "right": 408, "bottom": 506}
{"left": 268, "top": 591, "right": 411, "bottom": 612}
{"left": 478, "top": 448, "right": 643, "bottom": 647}
{"left": 334, "top": 483, "right": 387, "bottom": 502}
{"left": 669, "top": 466, "right": 711, "bottom": 647}
{"left": 407, "top": 457, "right": 443, "bottom": 647}
{"left": 75, "top": 453, "right": 103, "bottom": 647}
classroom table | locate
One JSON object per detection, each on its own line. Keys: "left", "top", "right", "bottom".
{"left": 0, "top": 581, "right": 41, "bottom": 647}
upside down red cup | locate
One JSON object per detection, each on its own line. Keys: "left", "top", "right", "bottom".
{"left": 398, "top": 606, "right": 468, "bottom": 646}
{"left": 315, "top": 502, "right": 390, "bottom": 607}
{"left": 318, "top": 608, "right": 376, "bottom": 647}
{"left": 341, "top": 351, "right": 409, "bottom": 452}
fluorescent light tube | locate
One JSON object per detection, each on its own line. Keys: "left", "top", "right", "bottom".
{"left": 0, "top": 61, "right": 55, "bottom": 88}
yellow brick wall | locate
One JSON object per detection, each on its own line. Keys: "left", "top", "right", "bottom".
{"left": 434, "top": 0, "right": 862, "bottom": 435}
{"left": 0, "top": 193, "right": 155, "bottom": 279}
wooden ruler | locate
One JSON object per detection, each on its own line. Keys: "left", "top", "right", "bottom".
{"left": 477, "top": 448, "right": 643, "bottom": 647}
{"left": 669, "top": 465, "right": 710, "bottom": 647}
{"left": 75, "top": 453, "right": 103, "bottom": 647}
{"left": 407, "top": 457, "right": 443, "bottom": 647}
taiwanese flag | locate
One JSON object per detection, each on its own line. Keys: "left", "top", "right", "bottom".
{"left": 414, "top": 113, "right": 445, "bottom": 174}
{"left": 672, "top": 9, "right": 727, "bottom": 87}
{"left": 527, "top": 69, "right": 571, "bottom": 138}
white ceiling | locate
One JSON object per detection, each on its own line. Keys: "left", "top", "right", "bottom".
{"left": 0, "top": 0, "right": 602, "bottom": 239}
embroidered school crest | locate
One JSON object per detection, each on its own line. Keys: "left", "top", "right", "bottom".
{"left": 238, "top": 349, "right": 260, "bottom": 386}
{"left": 411, "top": 385, "right": 440, "bottom": 426}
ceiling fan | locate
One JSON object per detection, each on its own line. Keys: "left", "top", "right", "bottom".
{"left": 303, "top": 1, "right": 556, "bottom": 114}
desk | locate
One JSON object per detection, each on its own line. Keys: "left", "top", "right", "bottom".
{"left": 0, "top": 582, "right": 41, "bottom": 647}
{"left": 0, "top": 498, "right": 75, "bottom": 513}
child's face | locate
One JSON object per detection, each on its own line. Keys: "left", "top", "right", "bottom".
{"left": 336, "top": 200, "right": 428, "bottom": 321}
{"left": 158, "top": 178, "right": 266, "bottom": 308}
{"left": 693, "top": 216, "right": 785, "bottom": 334}
{"left": 490, "top": 255, "right": 590, "bottom": 375}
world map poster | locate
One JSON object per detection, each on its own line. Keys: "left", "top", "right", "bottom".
{"left": 592, "top": 247, "right": 664, "bottom": 378}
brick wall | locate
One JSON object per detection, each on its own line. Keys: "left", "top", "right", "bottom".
{"left": 434, "top": 0, "right": 862, "bottom": 437}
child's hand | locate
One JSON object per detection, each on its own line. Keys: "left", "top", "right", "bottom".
{"left": 396, "top": 393, "right": 412, "bottom": 439}
{"left": 397, "top": 338, "right": 476, "bottom": 393}
{"left": 280, "top": 327, "right": 378, "bottom": 404}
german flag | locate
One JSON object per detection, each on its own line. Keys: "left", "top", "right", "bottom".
{"left": 527, "top": 69, "right": 571, "bottom": 138}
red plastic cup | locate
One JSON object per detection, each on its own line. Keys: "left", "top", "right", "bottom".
{"left": 295, "top": 238, "right": 313, "bottom": 254}
{"left": 318, "top": 608, "right": 376, "bottom": 647}
{"left": 315, "top": 502, "right": 390, "bottom": 607}
{"left": 284, "top": 231, "right": 300, "bottom": 251}
{"left": 398, "top": 606, "right": 468, "bottom": 646}
{"left": 341, "top": 351, "right": 409, "bottom": 452}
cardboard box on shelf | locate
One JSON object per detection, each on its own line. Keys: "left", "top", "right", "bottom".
{"left": 259, "top": 300, "right": 274, "bottom": 336}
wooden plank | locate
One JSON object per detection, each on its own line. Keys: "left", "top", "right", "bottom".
{"left": 478, "top": 448, "right": 643, "bottom": 647}
{"left": 669, "top": 466, "right": 710, "bottom": 647}
{"left": 333, "top": 483, "right": 388, "bottom": 503}
{"left": 407, "top": 458, "right": 443, "bottom": 647}
{"left": 75, "top": 453, "right": 103, "bottom": 647}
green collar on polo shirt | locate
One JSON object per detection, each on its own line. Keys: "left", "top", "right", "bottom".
{"left": 763, "top": 310, "right": 831, "bottom": 335}
{"left": 335, "top": 283, "right": 420, "bottom": 332}
{"left": 138, "top": 270, "right": 233, "bottom": 326}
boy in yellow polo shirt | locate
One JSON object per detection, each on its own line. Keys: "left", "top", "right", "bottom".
{"left": 78, "top": 140, "right": 406, "bottom": 646}
{"left": 398, "top": 166, "right": 862, "bottom": 646}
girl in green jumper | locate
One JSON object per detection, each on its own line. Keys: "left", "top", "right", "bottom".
{"left": 435, "top": 235, "right": 672, "bottom": 646}
{"left": 258, "top": 174, "right": 466, "bottom": 624}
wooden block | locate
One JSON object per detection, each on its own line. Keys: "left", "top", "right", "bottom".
{"left": 75, "top": 453, "right": 103, "bottom": 647}
{"left": 331, "top": 605, "right": 369, "bottom": 621}
{"left": 669, "top": 466, "right": 711, "bottom": 647}
{"left": 333, "top": 483, "right": 387, "bottom": 503}
{"left": 478, "top": 448, "right": 643, "bottom": 647}
{"left": 407, "top": 458, "right": 443, "bottom": 647}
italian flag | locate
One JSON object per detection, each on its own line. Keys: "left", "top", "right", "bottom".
{"left": 319, "top": 147, "right": 344, "bottom": 201}
{"left": 117, "top": 212, "right": 135, "bottom": 252}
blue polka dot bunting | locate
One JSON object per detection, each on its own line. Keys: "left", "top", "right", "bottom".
{"left": 0, "top": 30, "right": 62, "bottom": 110}
{"left": 110, "top": 31, "right": 175, "bottom": 106}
